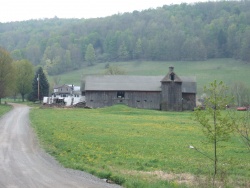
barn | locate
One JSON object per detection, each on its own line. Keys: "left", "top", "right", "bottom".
{"left": 84, "top": 67, "right": 196, "bottom": 111}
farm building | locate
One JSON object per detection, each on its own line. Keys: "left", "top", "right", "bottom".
{"left": 53, "top": 84, "right": 81, "bottom": 98}
{"left": 84, "top": 67, "right": 196, "bottom": 111}
{"left": 43, "top": 84, "right": 85, "bottom": 106}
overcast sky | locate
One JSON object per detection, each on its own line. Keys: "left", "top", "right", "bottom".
{"left": 0, "top": 0, "right": 208, "bottom": 23}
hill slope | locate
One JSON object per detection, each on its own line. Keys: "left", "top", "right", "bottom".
{"left": 1, "top": 1, "right": 250, "bottom": 75}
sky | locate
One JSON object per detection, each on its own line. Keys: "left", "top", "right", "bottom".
{"left": 0, "top": 0, "right": 208, "bottom": 23}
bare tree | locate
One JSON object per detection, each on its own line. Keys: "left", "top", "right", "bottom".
{"left": 231, "top": 82, "right": 250, "bottom": 106}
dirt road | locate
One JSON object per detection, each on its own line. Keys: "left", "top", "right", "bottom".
{"left": 0, "top": 104, "right": 120, "bottom": 188}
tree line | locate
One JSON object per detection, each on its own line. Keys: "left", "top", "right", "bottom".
{"left": 0, "top": 48, "right": 49, "bottom": 103}
{"left": 0, "top": 1, "right": 250, "bottom": 75}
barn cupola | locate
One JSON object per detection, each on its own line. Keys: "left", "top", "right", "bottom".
{"left": 160, "top": 66, "right": 183, "bottom": 111}
{"left": 161, "top": 66, "right": 182, "bottom": 82}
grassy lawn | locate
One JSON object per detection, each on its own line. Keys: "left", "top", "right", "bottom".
{"left": 30, "top": 105, "right": 250, "bottom": 187}
{"left": 54, "top": 58, "right": 250, "bottom": 94}
{"left": 0, "top": 103, "right": 12, "bottom": 117}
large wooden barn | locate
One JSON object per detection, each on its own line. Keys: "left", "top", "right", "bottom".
{"left": 84, "top": 67, "right": 196, "bottom": 111}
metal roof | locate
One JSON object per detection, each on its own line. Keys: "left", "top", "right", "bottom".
{"left": 85, "top": 75, "right": 163, "bottom": 91}
{"left": 180, "top": 76, "right": 197, "bottom": 93}
{"left": 85, "top": 75, "right": 196, "bottom": 93}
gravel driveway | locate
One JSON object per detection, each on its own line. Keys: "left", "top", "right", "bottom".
{"left": 0, "top": 103, "right": 121, "bottom": 188}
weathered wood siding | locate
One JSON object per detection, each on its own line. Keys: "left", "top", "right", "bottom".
{"left": 85, "top": 91, "right": 115, "bottom": 108}
{"left": 182, "top": 93, "right": 196, "bottom": 111}
{"left": 127, "top": 91, "right": 161, "bottom": 109}
{"left": 161, "top": 82, "right": 182, "bottom": 111}
{"left": 86, "top": 91, "right": 160, "bottom": 109}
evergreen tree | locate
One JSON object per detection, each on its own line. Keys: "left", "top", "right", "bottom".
{"left": 28, "top": 67, "right": 49, "bottom": 102}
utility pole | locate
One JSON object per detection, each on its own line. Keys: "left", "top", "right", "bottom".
{"left": 37, "top": 74, "right": 40, "bottom": 101}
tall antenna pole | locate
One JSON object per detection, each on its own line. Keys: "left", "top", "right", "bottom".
{"left": 37, "top": 74, "right": 40, "bottom": 101}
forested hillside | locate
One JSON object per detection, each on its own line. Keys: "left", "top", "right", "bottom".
{"left": 0, "top": 1, "right": 250, "bottom": 75}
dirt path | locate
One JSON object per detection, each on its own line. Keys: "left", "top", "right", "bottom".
{"left": 0, "top": 103, "right": 120, "bottom": 188}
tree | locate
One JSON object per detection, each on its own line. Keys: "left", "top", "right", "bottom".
{"left": 29, "top": 67, "right": 49, "bottom": 102}
{"left": 232, "top": 110, "right": 250, "bottom": 151}
{"left": 118, "top": 41, "right": 129, "bottom": 61}
{"left": 194, "top": 80, "right": 234, "bottom": 180}
{"left": 52, "top": 76, "right": 61, "bottom": 86}
{"left": 104, "top": 65, "right": 126, "bottom": 75}
{"left": 134, "top": 38, "right": 143, "bottom": 60}
{"left": 85, "top": 44, "right": 95, "bottom": 66}
{"left": 231, "top": 82, "right": 250, "bottom": 106}
{"left": 13, "top": 60, "right": 34, "bottom": 102}
{"left": 181, "top": 37, "right": 207, "bottom": 61}
{"left": 0, "top": 48, "right": 14, "bottom": 104}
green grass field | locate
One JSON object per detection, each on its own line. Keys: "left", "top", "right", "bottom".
{"left": 0, "top": 104, "right": 12, "bottom": 117}
{"left": 30, "top": 105, "right": 250, "bottom": 187}
{"left": 53, "top": 58, "right": 250, "bottom": 94}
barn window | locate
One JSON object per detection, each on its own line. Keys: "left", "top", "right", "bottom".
{"left": 170, "top": 73, "right": 175, "bottom": 81}
{"left": 117, "top": 91, "right": 125, "bottom": 98}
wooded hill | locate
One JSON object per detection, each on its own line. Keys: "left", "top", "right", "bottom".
{"left": 0, "top": 1, "right": 250, "bottom": 75}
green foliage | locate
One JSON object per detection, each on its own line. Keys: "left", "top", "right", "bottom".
{"left": 231, "top": 82, "right": 250, "bottom": 106}
{"left": 30, "top": 105, "right": 250, "bottom": 187}
{"left": 118, "top": 41, "right": 129, "bottom": 61}
{"left": 230, "top": 110, "right": 250, "bottom": 151}
{"left": 85, "top": 44, "right": 96, "bottom": 66}
{"left": 0, "top": 47, "right": 14, "bottom": 103}
{"left": 194, "top": 81, "right": 235, "bottom": 178}
{"left": 1, "top": 1, "right": 250, "bottom": 74}
{"left": 28, "top": 67, "right": 49, "bottom": 102}
{"left": 181, "top": 37, "right": 207, "bottom": 61}
{"left": 104, "top": 65, "right": 126, "bottom": 75}
{"left": 195, "top": 81, "right": 234, "bottom": 142}
{"left": 134, "top": 38, "right": 143, "bottom": 60}
{"left": 13, "top": 60, "right": 34, "bottom": 101}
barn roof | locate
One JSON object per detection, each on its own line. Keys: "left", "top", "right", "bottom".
{"left": 85, "top": 75, "right": 196, "bottom": 93}
{"left": 85, "top": 75, "right": 163, "bottom": 91}
{"left": 180, "top": 76, "right": 197, "bottom": 93}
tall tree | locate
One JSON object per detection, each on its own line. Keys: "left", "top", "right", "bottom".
{"left": 118, "top": 41, "right": 129, "bottom": 61}
{"left": 85, "top": 44, "right": 96, "bottom": 66}
{"left": 194, "top": 81, "right": 234, "bottom": 181}
{"left": 231, "top": 82, "right": 250, "bottom": 106}
{"left": 134, "top": 38, "right": 143, "bottom": 60}
{"left": 14, "top": 60, "right": 34, "bottom": 102}
{"left": 29, "top": 67, "right": 49, "bottom": 102}
{"left": 0, "top": 48, "right": 14, "bottom": 104}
